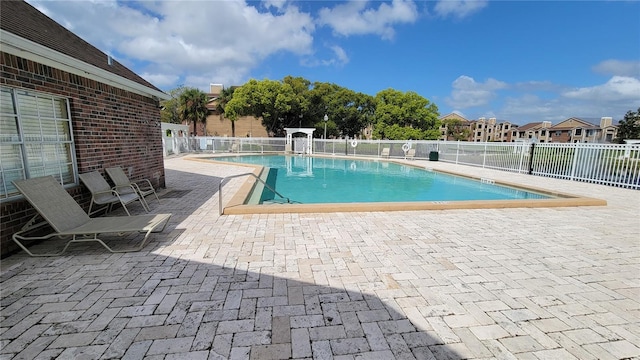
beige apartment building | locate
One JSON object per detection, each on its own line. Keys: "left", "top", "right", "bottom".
{"left": 439, "top": 114, "right": 516, "bottom": 142}
{"left": 203, "top": 84, "right": 268, "bottom": 137}
{"left": 511, "top": 117, "right": 617, "bottom": 143}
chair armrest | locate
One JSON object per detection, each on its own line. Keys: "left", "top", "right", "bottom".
{"left": 132, "top": 178, "right": 154, "bottom": 190}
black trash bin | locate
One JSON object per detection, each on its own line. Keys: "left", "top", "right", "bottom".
{"left": 429, "top": 151, "right": 439, "bottom": 161}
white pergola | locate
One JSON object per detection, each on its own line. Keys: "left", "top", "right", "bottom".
{"left": 284, "top": 128, "right": 315, "bottom": 155}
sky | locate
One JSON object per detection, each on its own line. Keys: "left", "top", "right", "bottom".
{"left": 27, "top": 0, "right": 640, "bottom": 126}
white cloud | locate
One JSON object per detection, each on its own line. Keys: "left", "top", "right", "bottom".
{"left": 434, "top": 0, "right": 488, "bottom": 19}
{"left": 446, "top": 75, "right": 507, "bottom": 108}
{"left": 563, "top": 76, "right": 640, "bottom": 102}
{"left": 592, "top": 59, "right": 640, "bottom": 77}
{"left": 487, "top": 77, "right": 640, "bottom": 124}
{"left": 27, "top": 0, "right": 315, "bottom": 91}
{"left": 301, "top": 45, "right": 350, "bottom": 67}
{"left": 139, "top": 73, "right": 180, "bottom": 88}
{"left": 317, "top": 0, "right": 418, "bottom": 40}
{"left": 332, "top": 46, "right": 349, "bottom": 65}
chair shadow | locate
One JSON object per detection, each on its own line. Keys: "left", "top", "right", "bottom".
{"left": 0, "top": 168, "right": 465, "bottom": 359}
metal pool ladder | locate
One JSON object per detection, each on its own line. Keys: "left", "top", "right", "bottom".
{"left": 218, "top": 172, "right": 293, "bottom": 215}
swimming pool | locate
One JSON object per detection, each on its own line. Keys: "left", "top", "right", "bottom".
{"left": 212, "top": 155, "right": 551, "bottom": 203}
{"left": 199, "top": 154, "right": 605, "bottom": 214}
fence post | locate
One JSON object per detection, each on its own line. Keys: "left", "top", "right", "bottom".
{"left": 482, "top": 142, "right": 487, "bottom": 168}
{"left": 528, "top": 143, "right": 536, "bottom": 174}
{"left": 569, "top": 144, "right": 579, "bottom": 181}
{"left": 456, "top": 141, "right": 460, "bottom": 164}
{"left": 518, "top": 143, "right": 526, "bottom": 173}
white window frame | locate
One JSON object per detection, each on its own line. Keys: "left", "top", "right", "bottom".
{"left": 0, "top": 87, "right": 78, "bottom": 200}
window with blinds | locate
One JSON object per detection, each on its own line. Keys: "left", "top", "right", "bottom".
{"left": 0, "top": 87, "right": 77, "bottom": 199}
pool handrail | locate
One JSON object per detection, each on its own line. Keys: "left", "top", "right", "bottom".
{"left": 219, "top": 172, "right": 292, "bottom": 215}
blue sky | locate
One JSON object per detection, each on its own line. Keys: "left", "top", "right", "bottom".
{"left": 28, "top": 0, "right": 640, "bottom": 125}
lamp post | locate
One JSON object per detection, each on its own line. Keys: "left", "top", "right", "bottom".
{"left": 323, "top": 114, "right": 328, "bottom": 139}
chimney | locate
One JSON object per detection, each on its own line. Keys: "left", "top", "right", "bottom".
{"left": 600, "top": 117, "right": 612, "bottom": 128}
{"left": 542, "top": 121, "right": 552, "bottom": 128}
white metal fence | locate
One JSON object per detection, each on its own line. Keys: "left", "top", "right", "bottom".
{"left": 167, "top": 135, "right": 640, "bottom": 190}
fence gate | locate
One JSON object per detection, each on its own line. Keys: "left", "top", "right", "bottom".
{"left": 294, "top": 138, "right": 308, "bottom": 154}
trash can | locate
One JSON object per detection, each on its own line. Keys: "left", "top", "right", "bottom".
{"left": 429, "top": 151, "right": 439, "bottom": 161}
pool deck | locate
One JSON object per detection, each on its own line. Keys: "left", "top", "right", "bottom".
{"left": 1, "top": 154, "right": 639, "bottom": 359}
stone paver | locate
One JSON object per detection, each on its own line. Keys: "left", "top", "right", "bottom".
{"left": 0, "top": 154, "right": 638, "bottom": 359}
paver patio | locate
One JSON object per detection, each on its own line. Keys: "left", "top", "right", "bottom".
{"left": 1, "top": 154, "right": 639, "bottom": 359}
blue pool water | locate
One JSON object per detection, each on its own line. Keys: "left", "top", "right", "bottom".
{"left": 213, "top": 155, "right": 552, "bottom": 204}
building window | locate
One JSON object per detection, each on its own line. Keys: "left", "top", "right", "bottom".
{"left": 575, "top": 128, "right": 582, "bottom": 136}
{"left": 540, "top": 130, "right": 546, "bottom": 136}
{"left": 0, "top": 87, "right": 77, "bottom": 199}
{"left": 555, "top": 131, "right": 562, "bottom": 137}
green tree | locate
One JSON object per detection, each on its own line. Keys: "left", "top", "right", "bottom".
{"left": 160, "top": 85, "right": 186, "bottom": 124}
{"left": 372, "top": 89, "right": 440, "bottom": 140}
{"left": 215, "top": 86, "right": 237, "bottom": 136}
{"left": 179, "top": 88, "right": 208, "bottom": 136}
{"left": 225, "top": 78, "right": 306, "bottom": 136}
{"left": 331, "top": 89, "right": 376, "bottom": 138}
{"left": 614, "top": 108, "right": 640, "bottom": 143}
{"left": 443, "top": 118, "right": 471, "bottom": 141}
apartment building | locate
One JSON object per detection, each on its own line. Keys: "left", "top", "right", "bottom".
{"left": 511, "top": 121, "right": 553, "bottom": 143}
{"left": 439, "top": 114, "right": 517, "bottom": 142}
{"left": 470, "top": 117, "right": 516, "bottom": 142}
{"left": 550, "top": 117, "right": 617, "bottom": 143}
{"left": 512, "top": 117, "right": 618, "bottom": 143}
{"left": 439, "top": 113, "right": 472, "bottom": 141}
{"left": 204, "top": 84, "right": 268, "bottom": 137}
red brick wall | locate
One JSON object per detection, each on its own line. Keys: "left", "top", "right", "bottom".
{"left": 0, "top": 52, "right": 166, "bottom": 257}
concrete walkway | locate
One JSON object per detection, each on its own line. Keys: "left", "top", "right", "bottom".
{"left": 1, "top": 154, "right": 639, "bottom": 359}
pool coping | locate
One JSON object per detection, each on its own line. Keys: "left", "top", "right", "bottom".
{"left": 186, "top": 154, "right": 607, "bottom": 214}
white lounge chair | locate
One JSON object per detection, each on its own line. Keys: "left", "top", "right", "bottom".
{"left": 406, "top": 148, "right": 416, "bottom": 160}
{"left": 79, "top": 171, "right": 148, "bottom": 216}
{"left": 106, "top": 167, "right": 159, "bottom": 209}
{"left": 12, "top": 176, "right": 171, "bottom": 256}
{"left": 381, "top": 147, "right": 390, "bottom": 158}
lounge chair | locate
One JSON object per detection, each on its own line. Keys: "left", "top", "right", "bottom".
{"left": 12, "top": 176, "right": 171, "bottom": 256}
{"left": 79, "top": 171, "right": 148, "bottom": 216}
{"left": 381, "top": 147, "right": 390, "bottom": 158}
{"left": 406, "top": 148, "right": 416, "bottom": 160}
{"left": 105, "top": 167, "right": 159, "bottom": 209}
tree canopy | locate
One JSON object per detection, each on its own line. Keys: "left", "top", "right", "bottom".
{"left": 372, "top": 89, "right": 440, "bottom": 140}
{"left": 160, "top": 86, "right": 186, "bottom": 124}
{"left": 178, "top": 88, "right": 208, "bottom": 136}
{"left": 224, "top": 77, "right": 440, "bottom": 139}
{"left": 614, "top": 108, "right": 640, "bottom": 143}
{"left": 442, "top": 118, "right": 471, "bottom": 141}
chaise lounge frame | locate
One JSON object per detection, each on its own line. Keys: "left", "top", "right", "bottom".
{"left": 12, "top": 176, "right": 172, "bottom": 257}
{"left": 105, "top": 167, "right": 160, "bottom": 209}
{"left": 79, "top": 170, "right": 148, "bottom": 216}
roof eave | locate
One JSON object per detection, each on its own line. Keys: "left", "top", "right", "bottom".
{"left": 1, "top": 29, "right": 170, "bottom": 101}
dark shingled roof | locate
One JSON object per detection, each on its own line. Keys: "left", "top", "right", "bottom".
{"left": 516, "top": 122, "right": 543, "bottom": 131}
{"left": 0, "top": 0, "right": 163, "bottom": 93}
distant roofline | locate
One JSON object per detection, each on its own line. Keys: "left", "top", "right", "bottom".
{"left": 1, "top": 29, "right": 170, "bottom": 100}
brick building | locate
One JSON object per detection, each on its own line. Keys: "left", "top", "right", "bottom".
{"left": 0, "top": 1, "right": 169, "bottom": 256}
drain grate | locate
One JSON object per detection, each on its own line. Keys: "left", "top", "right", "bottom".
{"left": 161, "top": 190, "right": 192, "bottom": 198}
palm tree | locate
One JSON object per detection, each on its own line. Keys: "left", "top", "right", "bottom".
{"left": 179, "top": 88, "right": 208, "bottom": 136}
{"left": 215, "top": 87, "right": 236, "bottom": 136}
